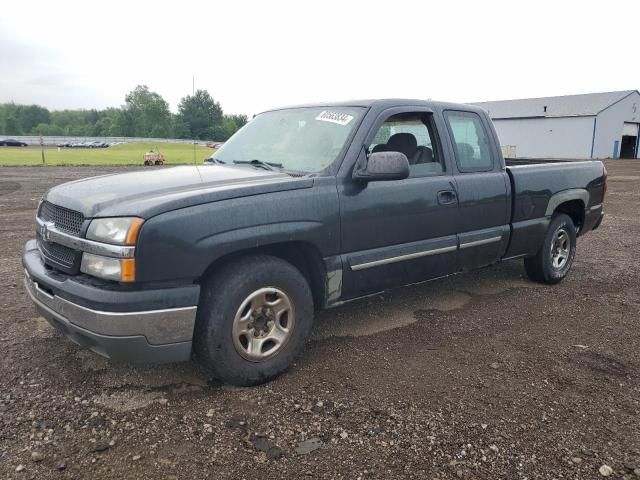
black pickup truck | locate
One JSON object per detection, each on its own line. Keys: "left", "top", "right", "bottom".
{"left": 23, "top": 99, "right": 606, "bottom": 385}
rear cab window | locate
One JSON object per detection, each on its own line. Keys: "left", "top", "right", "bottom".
{"left": 444, "top": 110, "right": 494, "bottom": 172}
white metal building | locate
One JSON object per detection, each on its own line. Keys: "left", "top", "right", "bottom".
{"left": 473, "top": 90, "right": 640, "bottom": 159}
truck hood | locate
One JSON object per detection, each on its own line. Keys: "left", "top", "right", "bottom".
{"left": 44, "top": 165, "right": 314, "bottom": 218}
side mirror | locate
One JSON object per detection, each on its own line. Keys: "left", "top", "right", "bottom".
{"left": 353, "top": 151, "right": 410, "bottom": 182}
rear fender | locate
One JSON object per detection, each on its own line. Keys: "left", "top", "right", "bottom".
{"left": 545, "top": 189, "right": 588, "bottom": 216}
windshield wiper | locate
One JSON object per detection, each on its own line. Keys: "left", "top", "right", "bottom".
{"left": 204, "top": 157, "right": 226, "bottom": 164}
{"left": 233, "top": 159, "right": 283, "bottom": 171}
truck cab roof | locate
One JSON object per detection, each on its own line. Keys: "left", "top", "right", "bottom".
{"left": 263, "top": 98, "right": 489, "bottom": 115}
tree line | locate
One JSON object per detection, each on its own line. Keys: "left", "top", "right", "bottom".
{"left": 0, "top": 85, "right": 248, "bottom": 141}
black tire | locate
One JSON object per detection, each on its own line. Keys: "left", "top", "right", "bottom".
{"left": 193, "top": 254, "right": 314, "bottom": 386}
{"left": 524, "top": 213, "right": 577, "bottom": 284}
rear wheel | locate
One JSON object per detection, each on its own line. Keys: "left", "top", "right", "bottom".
{"left": 193, "top": 255, "right": 314, "bottom": 386}
{"left": 524, "top": 213, "right": 577, "bottom": 284}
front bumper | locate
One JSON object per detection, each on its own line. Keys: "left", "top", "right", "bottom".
{"left": 23, "top": 240, "right": 199, "bottom": 363}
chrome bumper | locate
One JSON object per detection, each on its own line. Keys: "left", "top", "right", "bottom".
{"left": 24, "top": 271, "right": 196, "bottom": 363}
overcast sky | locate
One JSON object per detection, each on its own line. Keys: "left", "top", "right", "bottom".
{"left": 1, "top": 0, "right": 638, "bottom": 116}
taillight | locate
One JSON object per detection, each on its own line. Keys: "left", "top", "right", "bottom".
{"left": 603, "top": 166, "right": 608, "bottom": 199}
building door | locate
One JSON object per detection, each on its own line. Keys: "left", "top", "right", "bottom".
{"left": 620, "top": 123, "right": 639, "bottom": 159}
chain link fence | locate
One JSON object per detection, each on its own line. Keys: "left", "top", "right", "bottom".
{"left": 0, "top": 135, "right": 216, "bottom": 146}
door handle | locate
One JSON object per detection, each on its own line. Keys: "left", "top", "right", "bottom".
{"left": 437, "top": 190, "right": 457, "bottom": 205}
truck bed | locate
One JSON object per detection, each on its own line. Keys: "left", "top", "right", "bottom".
{"left": 502, "top": 158, "right": 606, "bottom": 259}
{"left": 506, "top": 159, "right": 605, "bottom": 222}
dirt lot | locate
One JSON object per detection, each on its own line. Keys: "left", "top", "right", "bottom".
{"left": 1, "top": 161, "right": 639, "bottom": 479}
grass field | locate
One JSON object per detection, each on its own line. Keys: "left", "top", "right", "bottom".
{"left": 0, "top": 142, "right": 214, "bottom": 166}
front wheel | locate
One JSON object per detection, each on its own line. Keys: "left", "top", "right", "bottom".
{"left": 524, "top": 213, "right": 577, "bottom": 284}
{"left": 193, "top": 255, "right": 314, "bottom": 386}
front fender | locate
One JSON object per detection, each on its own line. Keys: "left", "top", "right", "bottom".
{"left": 134, "top": 179, "right": 340, "bottom": 283}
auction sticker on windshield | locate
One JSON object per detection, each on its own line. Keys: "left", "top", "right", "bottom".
{"left": 315, "top": 110, "right": 354, "bottom": 126}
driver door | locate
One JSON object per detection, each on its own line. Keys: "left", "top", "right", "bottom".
{"left": 338, "top": 108, "right": 459, "bottom": 299}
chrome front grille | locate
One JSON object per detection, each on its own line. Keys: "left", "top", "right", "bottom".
{"left": 37, "top": 236, "right": 77, "bottom": 268}
{"left": 39, "top": 201, "right": 84, "bottom": 236}
{"left": 37, "top": 201, "right": 84, "bottom": 272}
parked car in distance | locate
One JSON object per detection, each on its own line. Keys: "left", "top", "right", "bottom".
{"left": 0, "top": 138, "right": 28, "bottom": 147}
{"left": 68, "top": 141, "right": 98, "bottom": 148}
{"left": 206, "top": 142, "right": 225, "bottom": 149}
{"left": 23, "top": 99, "right": 606, "bottom": 387}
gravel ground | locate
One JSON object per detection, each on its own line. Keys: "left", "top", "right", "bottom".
{"left": 0, "top": 161, "right": 639, "bottom": 479}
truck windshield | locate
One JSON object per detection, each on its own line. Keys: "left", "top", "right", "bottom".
{"left": 212, "top": 107, "right": 364, "bottom": 173}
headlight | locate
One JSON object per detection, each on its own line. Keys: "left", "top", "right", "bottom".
{"left": 81, "top": 253, "right": 136, "bottom": 282}
{"left": 86, "top": 217, "right": 143, "bottom": 245}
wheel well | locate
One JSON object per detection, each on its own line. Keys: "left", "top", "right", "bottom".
{"left": 554, "top": 200, "right": 585, "bottom": 230}
{"left": 197, "top": 242, "right": 327, "bottom": 309}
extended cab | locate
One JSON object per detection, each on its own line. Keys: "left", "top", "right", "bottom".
{"left": 23, "top": 99, "right": 606, "bottom": 385}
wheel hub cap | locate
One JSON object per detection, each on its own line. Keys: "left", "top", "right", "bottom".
{"left": 551, "top": 229, "right": 571, "bottom": 269}
{"left": 232, "top": 287, "right": 295, "bottom": 362}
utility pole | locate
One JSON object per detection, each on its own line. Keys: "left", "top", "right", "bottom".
{"left": 40, "top": 135, "right": 45, "bottom": 165}
{"left": 193, "top": 74, "right": 196, "bottom": 165}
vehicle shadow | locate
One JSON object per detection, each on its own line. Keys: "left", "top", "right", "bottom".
{"left": 58, "top": 260, "right": 539, "bottom": 397}
{"left": 312, "top": 260, "right": 542, "bottom": 340}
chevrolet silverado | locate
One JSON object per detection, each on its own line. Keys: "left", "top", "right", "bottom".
{"left": 23, "top": 99, "right": 606, "bottom": 385}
